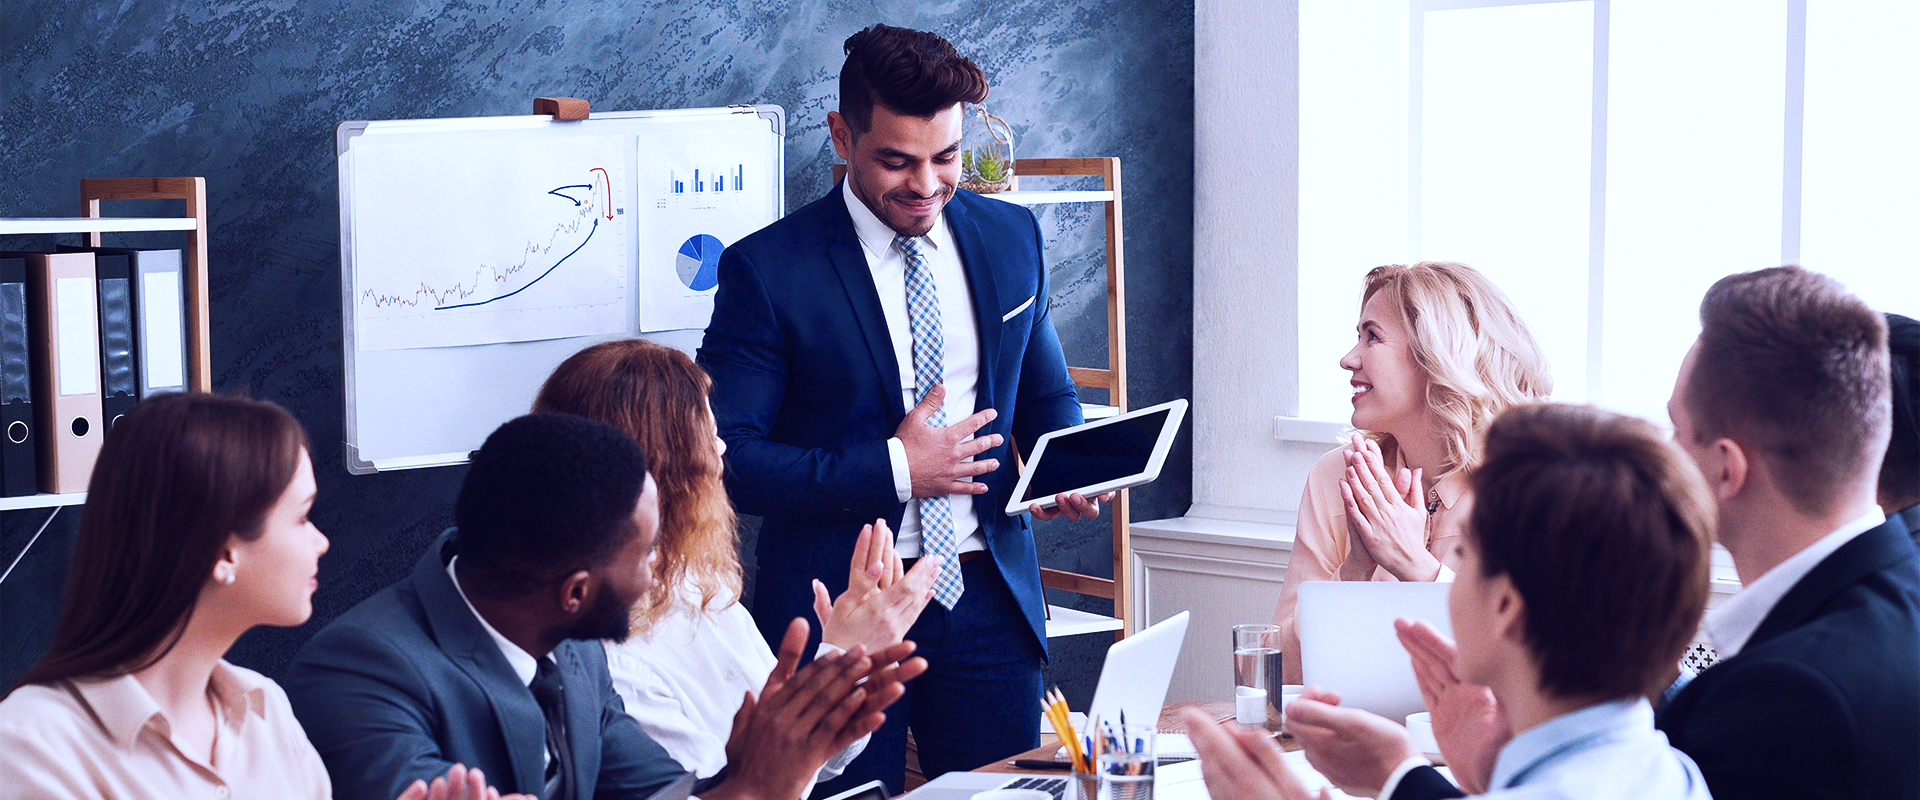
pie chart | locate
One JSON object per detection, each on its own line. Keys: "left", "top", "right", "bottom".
{"left": 676, "top": 234, "right": 724, "bottom": 291}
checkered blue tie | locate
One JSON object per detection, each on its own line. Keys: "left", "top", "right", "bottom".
{"left": 896, "top": 234, "right": 964, "bottom": 609}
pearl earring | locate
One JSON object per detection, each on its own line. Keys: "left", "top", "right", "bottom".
{"left": 220, "top": 570, "right": 236, "bottom": 585}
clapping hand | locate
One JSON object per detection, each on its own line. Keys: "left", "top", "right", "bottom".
{"left": 1397, "top": 618, "right": 1510, "bottom": 794}
{"left": 394, "top": 764, "right": 534, "bottom": 800}
{"left": 711, "top": 618, "right": 926, "bottom": 800}
{"left": 814, "top": 519, "right": 938, "bottom": 651}
{"left": 1339, "top": 435, "right": 1441, "bottom": 581}
{"left": 1285, "top": 687, "right": 1420, "bottom": 798}
{"left": 1183, "top": 708, "right": 1331, "bottom": 800}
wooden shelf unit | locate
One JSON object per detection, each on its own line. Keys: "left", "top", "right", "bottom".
{"left": 0, "top": 177, "right": 213, "bottom": 509}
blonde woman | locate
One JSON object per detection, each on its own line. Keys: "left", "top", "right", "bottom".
{"left": 533, "top": 339, "right": 934, "bottom": 795}
{"left": 1271, "top": 262, "right": 1550, "bottom": 683}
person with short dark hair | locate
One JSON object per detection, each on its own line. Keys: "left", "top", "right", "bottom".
{"left": 1186, "top": 403, "right": 1715, "bottom": 800}
{"left": 1880, "top": 313, "right": 1920, "bottom": 538}
{"left": 284, "top": 413, "right": 925, "bottom": 800}
{"left": 699, "top": 23, "right": 1094, "bottom": 793}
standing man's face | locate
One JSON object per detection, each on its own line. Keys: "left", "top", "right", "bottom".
{"left": 829, "top": 102, "right": 964, "bottom": 237}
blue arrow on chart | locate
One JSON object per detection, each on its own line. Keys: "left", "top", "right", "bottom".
{"left": 547, "top": 184, "right": 594, "bottom": 206}
{"left": 437, "top": 217, "right": 599, "bottom": 310}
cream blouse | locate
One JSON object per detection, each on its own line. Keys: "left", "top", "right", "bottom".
{"left": 0, "top": 660, "right": 331, "bottom": 800}
{"left": 1272, "top": 446, "right": 1469, "bottom": 683}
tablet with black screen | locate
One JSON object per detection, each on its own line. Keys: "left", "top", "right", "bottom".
{"left": 1004, "top": 399, "right": 1188, "bottom": 516}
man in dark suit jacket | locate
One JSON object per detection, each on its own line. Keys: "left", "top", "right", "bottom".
{"left": 1276, "top": 268, "right": 1920, "bottom": 800}
{"left": 285, "top": 413, "right": 922, "bottom": 800}
{"left": 698, "top": 24, "right": 1095, "bottom": 794}
{"left": 1881, "top": 313, "right": 1920, "bottom": 539}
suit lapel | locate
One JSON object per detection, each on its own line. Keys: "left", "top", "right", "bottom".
{"left": 415, "top": 532, "right": 550, "bottom": 796}
{"left": 944, "top": 193, "right": 1002, "bottom": 411}
{"left": 824, "top": 188, "right": 908, "bottom": 419}
{"left": 1745, "top": 517, "right": 1915, "bottom": 650}
{"left": 555, "top": 644, "right": 599, "bottom": 800}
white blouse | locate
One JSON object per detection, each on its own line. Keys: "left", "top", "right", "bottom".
{"left": 605, "top": 584, "right": 866, "bottom": 795}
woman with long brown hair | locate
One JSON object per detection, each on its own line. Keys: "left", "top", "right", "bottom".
{"left": 535, "top": 338, "right": 935, "bottom": 793}
{"left": 0, "top": 393, "right": 519, "bottom": 800}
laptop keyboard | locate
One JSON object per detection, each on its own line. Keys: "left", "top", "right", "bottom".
{"left": 1002, "top": 776, "right": 1069, "bottom": 800}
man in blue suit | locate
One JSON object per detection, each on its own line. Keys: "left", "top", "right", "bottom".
{"left": 284, "top": 413, "right": 924, "bottom": 800}
{"left": 699, "top": 24, "right": 1099, "bottom": 794}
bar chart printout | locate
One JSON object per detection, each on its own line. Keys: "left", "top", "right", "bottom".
{"left": 351, "top": 133, "right": 630, "bottom": 351}
{"left": 638, "top": 117, "right": 779, "bottom": 331}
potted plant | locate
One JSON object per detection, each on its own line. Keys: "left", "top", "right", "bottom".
{"left": 959, "top": 107, "right": 1016, "bottom": 194}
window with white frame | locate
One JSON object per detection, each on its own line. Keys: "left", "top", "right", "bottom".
{"left": 1296, "top": 0, "right": 1920, "bottom": 427}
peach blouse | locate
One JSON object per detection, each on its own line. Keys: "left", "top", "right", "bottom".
{"left": 0, "top": 660, "right": 331, "bottom": 799}
{"left": 1272, "top": 446, "right": 1469, "bottom": 682}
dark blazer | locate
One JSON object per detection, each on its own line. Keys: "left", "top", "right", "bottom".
{"left": 1656, "top": 515, "right": 1920, "bottom": 800}
{"left": 281, "top": 531, "right": 688, "bottom": 800}
{"left": 698, "top": 185, "right": 1081, "bottom": 653}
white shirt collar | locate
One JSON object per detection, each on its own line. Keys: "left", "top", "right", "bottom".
{"left": 1704, "top": 507, "right": 1885, "bottom": 658}
{"left": 446, "top": 555, "right": 541, "bottom": 687}
{"left": 840, "top": 178, "right": 950, "bottom": 261}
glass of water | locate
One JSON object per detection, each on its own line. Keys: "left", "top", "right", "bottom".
{"left": 1232, "top": 623, "right": 1282, "bottom": 729}
{"left": 1097, "top": 723, "right": 1155, "bottom": 800}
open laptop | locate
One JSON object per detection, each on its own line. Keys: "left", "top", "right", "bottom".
{"left": 1297, "top": 581, "right": 1453, "bottom": 722}
{"left": 901, "top": 612, "right": 1191, "bottom": 799}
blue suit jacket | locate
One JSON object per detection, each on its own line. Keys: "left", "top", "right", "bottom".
{"left": 1655, "top": 515, "right": 1920, "bottom": 800}
{"left": 281, "top": 532, "right": 689, "bottom": 800}
{"left": 698, "top": 185, "right": 1082, "bottom": 654}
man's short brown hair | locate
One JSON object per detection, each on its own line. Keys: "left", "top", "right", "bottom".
{"left": 1471, "top": 403, "right": 1716, "bottom": 700}
{"left": 838, "top": 24, "right": 988, "bottom": 135}
{"left": 1685, "top": 266, "right": 1891, "bottom": 516}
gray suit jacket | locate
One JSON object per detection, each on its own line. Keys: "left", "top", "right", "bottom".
{"left": 282, "top": 530, "right": 689, "bottom": 800}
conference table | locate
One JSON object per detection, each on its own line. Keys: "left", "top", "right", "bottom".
{"left": 950, "top": 700, "right": 1359, "bottom": 800}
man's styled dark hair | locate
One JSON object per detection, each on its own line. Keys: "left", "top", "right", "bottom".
{"left": 838, "top": 23, "right": 988, "bottom": 135}
{"left": 1471, "top": 403, "right": 1716, "bottom": 701}
{"left": 1883, "top": 313, "right": 1920, "bottom": 510}
{"left": 455, "top": 413, "right": 649, "bottom": 600}
{"left": 1684, "top": 266, "right": 1890, "bottom": 516}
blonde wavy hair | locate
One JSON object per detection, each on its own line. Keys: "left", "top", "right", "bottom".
{"left": 1360, "top": 262, "right": 1552, "bottom": 475}
{"left": 534, "top": 339, "right": 742, "bottom": 633}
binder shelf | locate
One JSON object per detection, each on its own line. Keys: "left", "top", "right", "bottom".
{"left": 0, "top": 177, "right": 213, "bottom": 510}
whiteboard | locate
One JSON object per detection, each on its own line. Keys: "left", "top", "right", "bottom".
{"left": 338, "top": 105, "right": 784, "bottom": 473}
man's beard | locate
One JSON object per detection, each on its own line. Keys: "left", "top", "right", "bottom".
{"left": 566, "top": 580, "right": 636, "bottom": 643}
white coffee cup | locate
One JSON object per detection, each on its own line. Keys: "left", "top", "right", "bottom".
{"left": 1279, "top": 684, "right": 1305, "bottom": 728}
{"left": 1405, "top": 711, "right": 1439, "bottom": 757}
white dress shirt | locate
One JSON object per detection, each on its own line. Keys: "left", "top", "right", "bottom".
{"left": 1703, "top": 507, "right": 1885, "bottom": 658}
{"left": 841, "top": 179, "right": 985, "bottom": 558}
{"left": 604, "top": 583, "right": 865, "bottom": 795}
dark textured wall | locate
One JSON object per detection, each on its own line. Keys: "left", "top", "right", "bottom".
{"left": 0, "top": 1, "right": 1194, "bottom": 707}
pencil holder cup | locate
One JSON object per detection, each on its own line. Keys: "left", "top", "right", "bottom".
{"left": 1070, "top": 760, "right": 1100, "bottom": 800}
{"left": 1097, "top": 724, "right": 1156, "bottom": 800}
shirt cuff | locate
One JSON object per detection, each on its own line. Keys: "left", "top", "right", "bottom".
{"left": 1378, "top": 755, "right": 1435, "bottom": 800}
{"left": 1434, "top": 564, "right": 1455, "bottom": 582}
{"left": 887, "top": 437, "right": 912, "bottom": 503}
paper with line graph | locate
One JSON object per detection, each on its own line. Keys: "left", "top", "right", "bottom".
{"left": 351, "top": 133, "right": 629, "bottom": 350}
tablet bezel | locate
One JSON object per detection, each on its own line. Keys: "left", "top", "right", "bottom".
{"left": 1003, "top": 398, "right": 1188, "bottom": 516}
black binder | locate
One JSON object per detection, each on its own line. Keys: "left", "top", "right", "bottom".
{"left": 0, "top": 256, "right": 37, "bottom": 496}
{"left": 91, "top": 253, "right": 138, "bottom": 430}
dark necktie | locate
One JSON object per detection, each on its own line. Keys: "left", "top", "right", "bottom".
{"left": 529, "top": 657, "right": 575, "bottom": 800}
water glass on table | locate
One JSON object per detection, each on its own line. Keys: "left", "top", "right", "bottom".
{"left": 1232, "top": 623, "right": 1283, "bottom": 729}
{"left": 1097, "top": 723, "right": 1156, "bottom": 800}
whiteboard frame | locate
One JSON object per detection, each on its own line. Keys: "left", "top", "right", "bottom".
{"left": 337, "top": 104, "right": 785, "bottom": 474}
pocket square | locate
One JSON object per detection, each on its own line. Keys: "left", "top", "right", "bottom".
{"left": 1001, "top": 295, "right": 1036, "bottom": 322}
